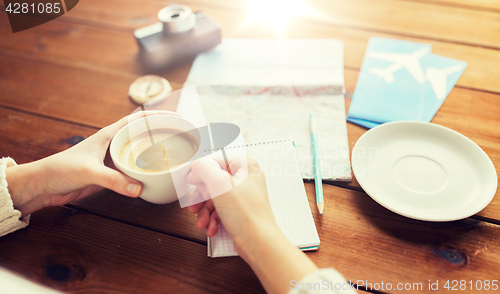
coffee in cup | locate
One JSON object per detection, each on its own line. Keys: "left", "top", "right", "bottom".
{"left": 110, "top": 115, "right": 202, "bottom": 204}
{"left": 119, "top": 128, "right": 199, "bottom": 172}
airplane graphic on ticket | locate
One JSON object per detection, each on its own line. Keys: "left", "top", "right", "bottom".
{"left": 366, "top": 43, "right": 466, "bottom": 101}
{"left": 367, "top": 47, "right": 430, "bottom": 84}
{"left": 425, "top": 64, "right": 464, "bottom": 100}
{"left": 347, "top": 37, "right": 467, "bottom": 128}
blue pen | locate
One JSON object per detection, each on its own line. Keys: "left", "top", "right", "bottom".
{"left": 310, "top": 113, "right": 324, "bottom": 217}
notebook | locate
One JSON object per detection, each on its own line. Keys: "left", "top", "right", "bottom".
{"left": 207, "top": 140, "right": 321, "bottom": 257}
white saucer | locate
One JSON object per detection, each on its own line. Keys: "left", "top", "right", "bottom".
{"left": 352, "top": 121, "right": 497, "bottom": 221}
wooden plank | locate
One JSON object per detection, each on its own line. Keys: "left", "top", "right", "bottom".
{"left": 1, "top": 56, "right": 499, "bottom": 221}
{"left": 341, "top": 69, "right": 500, "bottom": 219}
{"left": 473, "top": 146, "right": 500, "bottom": 221}
{"left": 68, "top": 190, "right": 207, "bottom": 243}
{"left": 401, "top": 0, "right": 500, "bottom": 11}
{"left": 0, "top": 10, "right": 193, "bottom": 87}
{"left": 1, "top": 0, "right": 499, "bottom": 258}
{"left": 344, "top": 69, "right": 500, "bottom": 150}
{"left": 2, "top": 1, "right": 499, "bottom": 93}
{"left": 188, "top": 0, "right": 500, "bottom": 49}
{"left": 1, "top": 108, "right": 500, "bottom": 292}
{"left": 193, "top": 1, "right": 500, "bottom": 93}
{"left": 0, "top": 1, "right": 498, "bottom": 292}
{"left": 282, "top": 20, "right": 500, "bottom": 94}
{"left": 0, "top": 206, "right": 264, "bottom": 293}
{"left": 0, "top": 53, "right": 169, "bottom": 129}
{"left": 307, "top": 184, "right": 500, "bottom": 293}
{"left": 0, "top": 107, "right": 207, "bottom": 242}
{"left": 333, "top": 138, "right": 500, "bottom": 222}
{"left": 2, "top": 181, "right": 500, "bottom": 294}
{"left": 53, "top": 0, "right": 167, "bottom": 31}
{"left": 0, "top": 107, "right": 97, "bottom": 162}
{"left": 0, "top": 11, "right": 141, "bottom": 75}
{"left": 3, "top": 104, "right": 499, "bottom": 235}
{"left": 2, "top": 16, "right": 500, "bottom": 125}
{"left": 4, "top": 187, "right": 500, "bottom": 294}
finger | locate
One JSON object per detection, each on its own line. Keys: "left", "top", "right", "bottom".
{"left": 206, "top": 153, "right": 249, "bottom": 175}
{"left": 206, "top": 211, "right": 221, "bottom": 237}
{"left": 192, "top": 184, "right": 211, "bottom": 201}
{"left": 188, "top": 201, "right": 204, "bottom": 214}
{"left": 196, "top": 205, "right": 212, "bottom": 230}
{"left": 185, "top": 170, "right": 204, "bottom": 185}
{"left": 90, "top": 166, "right": 142, "bottom": 197}
{"left": 188, "top": 190, "right": 205, "bottom": 214}
{"left": 205, "top": 199, "right": 215, "bottom": 211}
{"left": 190, "top": 158, "right": 234, "bottom": 197}
{"left": 195, "top": 199, "right": 215, "bottom": 229}
{"left": 202, "top": 154, "right": 250, "bottom": 188}
{"left": 186, "top": 171, "right": 215, "bottom": 202}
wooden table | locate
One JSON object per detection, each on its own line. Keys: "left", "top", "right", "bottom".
{"left": 1, "top": 0, "right": 499, "bottom": 293}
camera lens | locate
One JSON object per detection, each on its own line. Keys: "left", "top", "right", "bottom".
{"left": 158, "top": 5, "right": 196, "bottom": 34}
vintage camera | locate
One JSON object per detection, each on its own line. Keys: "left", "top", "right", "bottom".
{"left": 134, "top": 5, "right": 221, "bottom": 69}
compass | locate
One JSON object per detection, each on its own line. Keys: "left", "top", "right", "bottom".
{"left": 128, "top": 75, "right": 172, "bottom": 105}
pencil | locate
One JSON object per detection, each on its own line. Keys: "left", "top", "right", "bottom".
{"left": 310, "top": 113, "right": 324, "bottom": 217}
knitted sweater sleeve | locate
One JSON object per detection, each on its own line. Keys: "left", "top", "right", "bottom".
{"left": 0, "top": 157, "right": 30, "bottom": 237}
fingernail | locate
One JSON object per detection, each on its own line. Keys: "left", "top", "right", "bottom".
{"left": 127, "top": 183, "right": 141, "bottom": 197}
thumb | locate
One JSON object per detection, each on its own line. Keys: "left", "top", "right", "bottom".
{"left": 188, "top": 158, "right": 234, "bottom": 199}
{"left": 91, "top": 166, "right": 143, "bottom": 197}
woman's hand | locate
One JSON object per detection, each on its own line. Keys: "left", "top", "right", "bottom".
{"left": 186, "top": 156, "right": 278, "bottom": 254}
{"left": 6, "top": 111, "right": 179, "bottom": 216}
{"left": 186, "top": 156, "right": 319, "bottom": 294}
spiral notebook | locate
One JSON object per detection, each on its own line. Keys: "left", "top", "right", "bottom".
{"left": 207, "top": 140, "right": 321, "bottom": 257}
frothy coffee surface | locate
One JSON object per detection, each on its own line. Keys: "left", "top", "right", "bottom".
{"left": 120, "top": 128, "right": 198, "bottom": 172}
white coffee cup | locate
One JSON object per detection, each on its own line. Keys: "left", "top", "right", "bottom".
{"left": 110, "top": 115, "right": 201, "bottom": 204}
